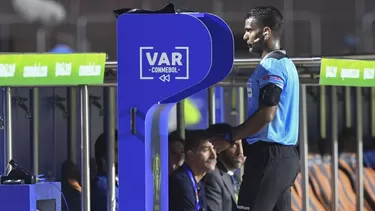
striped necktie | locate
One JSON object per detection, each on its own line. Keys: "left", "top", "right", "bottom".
{"left": 230, "top": 175, "right": 239, "bottom": 203}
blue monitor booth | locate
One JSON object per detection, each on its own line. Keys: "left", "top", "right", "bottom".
{"left": 117, "top": 7, "right": 234, "bottom": 211}
{"left": 0, "top": 182, "right": 62, "bottom": 210}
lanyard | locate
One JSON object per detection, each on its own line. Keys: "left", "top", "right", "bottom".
{"left": 183, "top": 165, "right": 200, "bottom": 211}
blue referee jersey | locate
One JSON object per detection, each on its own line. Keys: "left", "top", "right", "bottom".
{"left": 246, "top": 51, "right": 299, "bottom": 145}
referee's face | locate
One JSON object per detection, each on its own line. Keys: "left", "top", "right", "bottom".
{"left": 243, "top": 17, "right": 264, "bottom": 54}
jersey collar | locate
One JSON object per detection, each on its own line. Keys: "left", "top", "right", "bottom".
{"left": 262, "top": 49, "right": 287, "bottom": 60}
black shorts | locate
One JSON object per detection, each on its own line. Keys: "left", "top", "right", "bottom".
{"left": 237, "top": 141, "right": 300, "bottom": 211}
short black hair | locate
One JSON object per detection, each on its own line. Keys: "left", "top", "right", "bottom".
{"left": 169, "top": 130, "right": 185, "bottom": 144}
{"left": 94, "top": 130, "right": 118, "bottom": 160}
{"left": 206, "top": 123, "right": 232, "bottom": 134}
{"left": 245, "top": 6, "right": 284, "bottom": 37}
{"left": 184, "top": 129, "right": 213, "bottom": 154}
{"left": 61, "top": 160, "right": 80, "bottom": 183}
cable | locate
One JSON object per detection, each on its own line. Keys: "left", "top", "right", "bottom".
{"left": 37, "top": 177, "right": 70, "bottom": 211}
{"left": 47, "top": 182, "right": 70, "bottom": 211}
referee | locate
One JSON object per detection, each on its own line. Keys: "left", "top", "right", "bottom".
{"left": 212, "top": 6, "right": 300, "bottom": 211}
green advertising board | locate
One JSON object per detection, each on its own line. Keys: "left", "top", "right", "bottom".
{"left": 320, "top": 58, "right": 375, "bottom": 87}
{"left": 0, "top": 53, "right": 106, "bottom": 86}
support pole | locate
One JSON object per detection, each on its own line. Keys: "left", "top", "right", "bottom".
{"left": 299, "top": 85, "right": 309, "bottom": 211}
{"left": 67, "top": 87, "right": 78, "bottom": 163}
{"left": 208, "top": 87, "right": 216, "bottom": 126}
{"left": 104, "top": 87, "right": 117, "bottom": 211}
{"left": 80, "top": 85, "right": 91, "bottom": 211}
{"left": 30, "top": 88, "right": 40, "bottom": 175}
{"left": 330, "top": 86, "right": 339, "bottom": 211}
{"left": 4, "top": 87, "right": 13, "bottom": 173}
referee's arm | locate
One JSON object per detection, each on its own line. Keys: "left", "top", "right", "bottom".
{"left": 230, "top": 62, "right": 285, "bottom": 141}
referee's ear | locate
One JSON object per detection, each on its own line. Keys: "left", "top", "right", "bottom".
{"left": 263, "top": 26, "right": 271, "bottom": 40}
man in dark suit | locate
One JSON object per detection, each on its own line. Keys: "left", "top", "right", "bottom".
{"left": 169, "top": 129, "right": 217, "bottom": 211}
{"left": 205, "top": 123, "right": 245, "bottom": 211}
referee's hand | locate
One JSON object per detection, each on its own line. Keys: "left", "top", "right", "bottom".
{"left": 210, "top": 135, "right": 230, "bottom": 153}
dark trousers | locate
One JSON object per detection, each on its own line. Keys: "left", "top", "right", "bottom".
{"left": 237, "top": 141, "right": 300, "bottom": 211}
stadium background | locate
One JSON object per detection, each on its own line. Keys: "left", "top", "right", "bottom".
{"left": 0, "top": 0, "right": 374, "bottom": 181}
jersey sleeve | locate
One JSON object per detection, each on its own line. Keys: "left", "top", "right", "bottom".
{"left": 258, "top": 58, "right": 287, "bottom": 90}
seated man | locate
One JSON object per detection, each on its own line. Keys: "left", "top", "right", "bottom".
{"left": 169, "top": 129, "right": 217, "bottom": 211}
{"left": 168, "top": 130, "right": 185, "bottom": 174}
{"left": 91, "top": 130, "right": 118, "bottom": 211}
{"left": 205, "top": 123, "right": 245, "bottom": 211}
{"left": 61, "top": 160, "right": 81, "bottom": 211}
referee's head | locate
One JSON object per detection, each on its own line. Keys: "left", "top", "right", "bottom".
{"left": 243, "top": 6, "right": 284, "bottom": 54}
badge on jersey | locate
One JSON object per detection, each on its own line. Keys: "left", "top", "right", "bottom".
{"left": 259, "top": 74, "right": 284, "bottom": 89}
